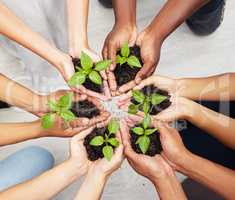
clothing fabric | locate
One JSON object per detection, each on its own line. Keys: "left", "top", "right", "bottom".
{"left": 180, "top": 101, "right": 235, "bottom": 170}
{"left": 0, "top": 146, "right": 54, "bottom": 191}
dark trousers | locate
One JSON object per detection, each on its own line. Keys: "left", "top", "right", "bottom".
{"left": 180, "top": 101, "right": 235, "bottom": 170}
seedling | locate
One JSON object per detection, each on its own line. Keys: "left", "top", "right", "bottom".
{"left": 128, "top": 89, "right": 168, "bottom": 115}
{"left": 41, "top": 93, "right": 76, "bottom": 129}
{"left": 131, "top": 115, "right": 158, "bottom": 154}
{"left": 116, "top": 42, "right": 142, "bottom": 68}
{"left": 89, "top": 119, "right": 120, "bottom": 161}
{"left": 68, "top": 52, "right": 112, "bottom": 87}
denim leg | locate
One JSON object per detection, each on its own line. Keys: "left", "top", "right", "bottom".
{"left": 186, "top": 0, "right": 226, "bottom": 35}
{"left": 0, "top": 146, "right": 54, "bottom": 191}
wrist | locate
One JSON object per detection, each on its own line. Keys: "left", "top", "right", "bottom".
{"left": 87, "top": 167, "right": 107, "bottom": 185}
{"left": 152, "top": 168, "right": 176, "bottom": 188}
{"left": 145, "top": 24, "right": 166, "bottom": 44}
{"left": 114, "top": 22, "right": 137, "bottom": 33}
{"left": 69, "top": 38, "right": 89, "bottom": 58}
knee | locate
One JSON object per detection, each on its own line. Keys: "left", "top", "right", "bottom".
{"left": 21, "top": 146, "right": 55, "bottom": 171}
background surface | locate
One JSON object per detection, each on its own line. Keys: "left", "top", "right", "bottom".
{"left": 0, "top": 0, "right": 234, "bottom": 199}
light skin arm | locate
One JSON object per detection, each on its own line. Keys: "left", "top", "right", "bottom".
{"left": 0, "top": 2, "right": 74, "bottom": 81}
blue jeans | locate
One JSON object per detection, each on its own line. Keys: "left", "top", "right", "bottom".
{"left": 0, "top": 146, "right": 54, "bottom": 191}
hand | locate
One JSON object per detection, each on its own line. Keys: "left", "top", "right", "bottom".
{"left": 135, "top": 28, "right": 163, "bottom": 84}
{"left": 68, "top": 127, "right": 95, "bottom": 174}
{"left": 71, "top": 47, "right": 111, "bottom": 100}
{"left": 120, "top": 119, "right": 174, "bottom": 183}
{"left": 117, "top": 75, "right": 178, "bottom": 107}
{"left": 88, "top": 122, "right": 124, "bottom": 179}
{"left": 102, "top": 24, "right": 137, "bottom": 92}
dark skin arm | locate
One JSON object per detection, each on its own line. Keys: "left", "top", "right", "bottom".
{"left": 118, "top": 0, "right": 209, "bottom": 94}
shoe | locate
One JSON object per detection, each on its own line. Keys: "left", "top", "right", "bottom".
{"left": 98, "top": 0, "right": 113, "bottom": 8}
{"left": 0, "top": 101, "right": 10, "bottom": 109}
{"left": 186, "top": 0, "right": 226, "bottom": 36}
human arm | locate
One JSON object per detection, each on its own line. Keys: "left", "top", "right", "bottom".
{"left": 134, "top": 0, "right": 208, "bottom": 85}
{"left": 120, "top": 120, "right": 187, "bottom": 200}
{"left": 74, "top": 128, "right": 124, "bottom": 200}
{"left": 157, "top": 122, "right": 235, "bottom": 200}
{"left": 0, "top": 2, "right": 74, "bottom": 81}
{"left": 0, "top": 128, "right": 94, "bottom": 200}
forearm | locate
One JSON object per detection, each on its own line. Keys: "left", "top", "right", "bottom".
{"left": 153, "top": 172, "right": 187, "bottom": 200}
{"left": 178, "top": 152, "right": 235, "bottom": 200}
{"left": 0, "top": 2, "right": 67, "bottom": 70}
{"left": 177, "top": 73, "right": 235, "bottom": 101}
{"left": 74, "top": 170, "right": 106, "bottom": 200}
{"left": 147, "top": 0, "right": 208, "bottom": 41}
{"left": 0, "top": 74, "right": 48, "bottom": 113}
{"left": 67, "top": 0, "right": 89, "bottom": 55}
{"left": 113, "top": 0, "right": 136, "bottom": 27}
{"left": 184, "top": 99, "right": 235, "bottom": 150}
{"left": 0, "top": 121, "right": 43, "bottom": 146}
{"left": 0, "top": 160, "right": 84, "bottom": 200}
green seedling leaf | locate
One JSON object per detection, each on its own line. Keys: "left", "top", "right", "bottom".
{"left": 41, "top": 113, "right": 55, "bottom": 129}
{"left": 143, "top": 114, "right": 151, "bottom": 129}
{"left": 136, "top": 136, "right": 150, "bottom": 154}
{"left": 68, "top": 72, "right": 86, "bottom": 86}
{"left": 132, "top": 127, "right": 144, "bottom": 135}
{"left": 145, "top": 128, "right": 158, "bottom": 136}
{"left": 128, "top": 104, "right": 138, "bottom": 114}
{"left": 60, "top": 110, "right": 76, "bottom": 122}
{"left": 58, "top": 93, "right": 73, "bottom": 110}
{"left": 95, "top": 60, "right": 112, "bottom": 71}
{"left": 90, "top": 136, "right": 104, "bottom": 146}
{"left": 121, "top": 42, "right": 130, "bottom": 58}
{"left": 48, "top": 100, "right": 57, "bottom": 112}
{"left": 103, "top": 145, "right": 113, "bottom": 161}
{"left": 127, "top": 55, "right": 142, "bottom": 68}
{"left": 108, "top": 138, "right": 120, "bottom": 147}
{"left": 132, "top": 90, "right": 145, "bottom": 104}
{"left": 81, "top": 52, "right": 93, "bottom": 70}
{"left": 89, "top": 71, "right": 102, "bottom": 85}
{"left": 108, "top": 119, "right": 120, "bottom": 134}
{"left": 75, "top": 66, "right": 82, "bottom": 72}
{"left": 143, "top": 101, "right": 150, "bottom": 114}
{"left": 151, "top": 93, "right": 168, "bottom": 105}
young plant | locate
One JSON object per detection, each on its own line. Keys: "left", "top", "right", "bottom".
{"left": 131, "top": 115, "right": 158, "bottom": 154}
{"left": 89, "top": 119, "right": 120, "bottom": 161}
{"left": 116, "top": 42, "right": 142, "bottom": 68}
{"left": 68, "top": 52, "right": 112, "bottom": 87}
{"left": 41, "top": 93, "right": 76, "bottom": 129}
{"left": 128, "top": 90, "right": 168, "bottom": 115}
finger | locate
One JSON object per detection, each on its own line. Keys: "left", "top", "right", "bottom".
{"left": 69, "top": 117, "right": 90, "bottom": 128}
{"left": 84, "top": 89, "right": 109, "bottom": 101}
{"left": 71, "top": 126, "right": 95, "bottom": 141}
{"left": 71, "top": 85, "right": 87, "bottom": 94}
{"left": 133, "top": 77, "right": 155, "bottom": 91}
{"left": 118, "top": 80, "right": 136, "bottom": 94}
{"left": 116, "top": 91, "right": 132, "bottom": 106}
{"left": 135, "top": 63, "right": 154, "bottom": 84}
{"left": 96, "top": 115, "right": 111, "bottom": 128}
{"left": 73, "top": 93, "right": 87, "bottom": 102}
{"left": 87, "top": 96, "right": 104, "bottom": 110}
{"left": 108, "top": 43, "right": 117, "bottom": 69}
{"left": 100, "top": 70, "right": 107, "bottom": 80}
{"left": 103, "top": 80, "right": 112, "bottom": 100}
{"left": 127, "top": 114, "right": 143, "bottom": 125}
{"left": 107, "top": 71, "right": 117, "bottom": 91}
{"left": 89, "top": 111, "right": 110, "bottom": 126}
{"left": 102, "top": 45, "right": 108, "bottom": 60}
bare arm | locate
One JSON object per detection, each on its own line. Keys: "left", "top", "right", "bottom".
{"left": 0, "top": 2, "right": 74, "bottom": 81}
{"left": 0, "top": 130, "right": 92, "bottom": 200}
{"left": 177, "top": 73, "right": 235, "bottom": 101}
{"left": 178, "top": 152, "right": 235, "bottom": 200}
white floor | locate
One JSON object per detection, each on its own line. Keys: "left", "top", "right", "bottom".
{"left": 0, "top": 0, "right": 235, "bottom": 199}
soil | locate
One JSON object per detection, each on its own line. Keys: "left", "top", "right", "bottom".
{"left": 84, "top": 127, "right": 116, "bottom": 161}
{"left": 130, "top": 124, "right": 162, "bottom": 156}
{"left": 131, "top": 84, "right": 171, "bottom": 115}
{"left": 114, "top": 45, "right": 143, "bottom": 86}
{"left": 71, "top": 100, "right": 100, "bottom": 119}
{"left": 72, "top": 58, "right": 103, "bottom": 93}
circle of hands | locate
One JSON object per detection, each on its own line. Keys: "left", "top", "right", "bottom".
{"left": 37, "top": 44, "right": 189, "bottom": 186}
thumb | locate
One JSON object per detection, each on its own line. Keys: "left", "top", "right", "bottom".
{"left": 135, "top": 62, "right": 154, "bottom": 84}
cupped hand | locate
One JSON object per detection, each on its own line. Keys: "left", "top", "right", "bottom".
{"left": 70, "top": 47, "right": 111, "bottom": 100}
{"left": 120, "top": 119, "right": 174, "bottom": 182}
{"left": 134, "top": 28, "right": 163, "bottom": 84}
{"left": 102, "top": 25, "right": 137, "bottom": 92}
